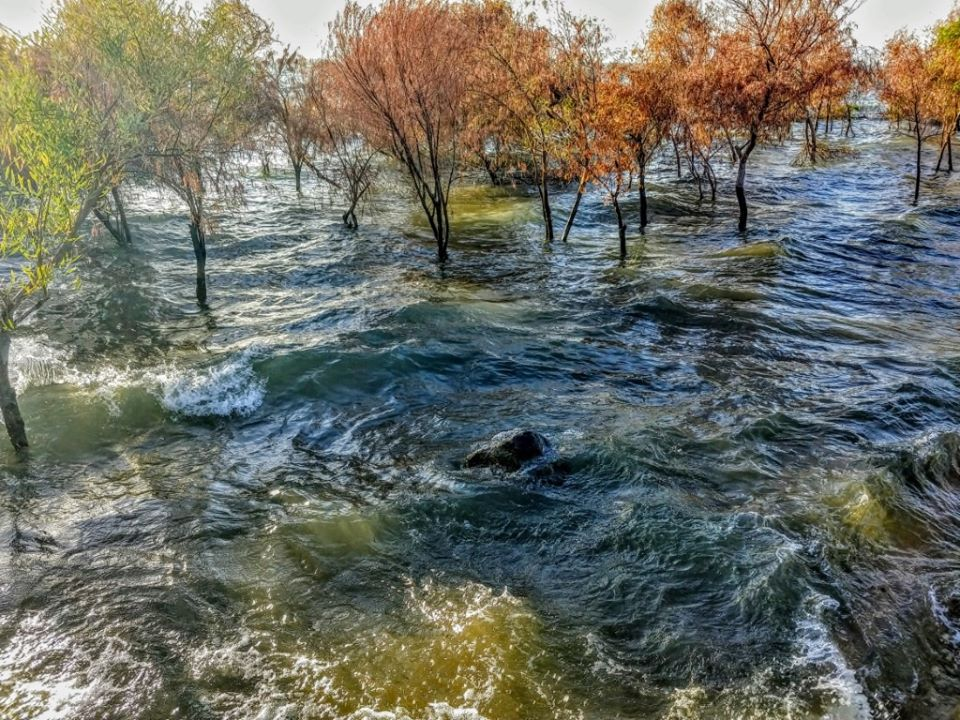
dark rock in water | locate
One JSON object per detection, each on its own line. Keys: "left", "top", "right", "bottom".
{"left": 464, "top": 429, "right": 554, "bottom": 471}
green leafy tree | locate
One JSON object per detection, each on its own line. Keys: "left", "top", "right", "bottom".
{"left": 0, "top": 39, "right": 102, "bottom": 450}
{"left": 137, "top": 0, "right": 272, "bottom": 306}
{"left": 39, "top": 0, "right": 184, "bottom": 246}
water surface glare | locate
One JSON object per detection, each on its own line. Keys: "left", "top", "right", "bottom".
{"left": 2, "top": 122, "right": 960, "bottom": 719}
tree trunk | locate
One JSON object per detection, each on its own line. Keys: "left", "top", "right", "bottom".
{"left": 735, "top": 175, "right": 748, "bottom": 232}
{"left": 436, "top": 196, "right": 450, "bottom": 263}
{"left": 735, "top": 130, "right": 757, "bottom": 232}
{"left": 481, "top": 153, "right": 500, "bottom": 186}
{"left": 673, "top": 139, "right": 682, "bottom": 178}
{"left": 539, "top": 156, "right": 554, "bottom": 243}
{"left": 639, "top": 182, "right": 648, "bottom": 230}
{"left": 94, "top": 208, "right": 125, "bottom": 245}
{"left": 112, "top": 186, "right": 132, "bottom": 245}
{"left": 948, "top": 133, "right": 954, "bottom": 172}
{"left": 914, "top": 128, "right": 922, "bottom": 205}
{"left": 805, "top": 116, "right": 817, "bottom": 165}
{"left": 93, "top": 186, "right": 132, "bottom": 247}
{"left": 190, "top": 219, "right": 208, "bottom": 306}
{"left": 0, "top": 333, "right": 27, "bottom": 451}
{"left": 560, "top": 172, "right": 587, "bottom": 243}
{"left": 294, "top": 161, "right": 303, "bottom": 194}
{"left": 343, "top": 201, "right": 359, "bottom": 229}
{"left": 613, "top": 197, "right": 626, "bottom": 258}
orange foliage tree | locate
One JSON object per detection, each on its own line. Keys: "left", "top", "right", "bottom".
{"left": 473, "top": 3, "right": 562, "bottom": 242}
{"left": 931, "top": 13, "right": 960, "bottom": 172}
{"left": 306, "top": 61, "right": 379, "bottom": 228}
{"left": 645, "top": 0, "right": 721, "bottom": 202}
{"left": 329, "top": 0, "right": 479, "bottom": 261}
{"left": 708, "top": 0, "right": 858, "bottom": 231}
{"left": 880, "top": 32, "right": 940, "bottom": 204}
{"left": 590, "top": 65, "right": 637, "bottom": 255}
{"left": 549, "top": 7, "right": 605, "bottom": 242}
{"left": 259, "top": 47, "right": 316, "bottom": 193}
{"left": 797, "top": 25, "right": 857, "bottom": 164}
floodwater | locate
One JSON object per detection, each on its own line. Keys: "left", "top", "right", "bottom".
{"left": 1, "top": 121, "right": 959, "bottom": 719}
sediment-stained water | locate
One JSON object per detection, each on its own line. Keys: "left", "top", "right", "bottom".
{"left": 1, "top": 121, "right": 959, "bottom": 719}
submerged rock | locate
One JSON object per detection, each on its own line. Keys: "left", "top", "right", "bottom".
{"left": 463, "top": 429, "right": 554, "bottom": 471}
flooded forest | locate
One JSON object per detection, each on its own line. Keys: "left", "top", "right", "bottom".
{"left": 2, "top": 0, "right": 960, "bottom": 718}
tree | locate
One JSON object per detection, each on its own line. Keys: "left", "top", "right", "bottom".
{"left": 138, "top": 0, "right": 271, "bottom": 305}
{"left": 259, "top": 46, "right": 316, "bottom": 193}
{"left": 330, "top": 0, "right": 478, "bottom": 262}
{"left": 646, "top": 0, "right": 721, "bottom": 202}
{"left": 709, "top": 0, "right": 858, "bottom": 230}
{"left": 306, "top": 62, "right": 379, "bottom": 228}
{"left": 591, "top": 65, "right": 638, "bottom": 256}
{"left": 0, "top": 38, "right": 102, "bottom": 450}
{"left": 550, "top": 7, "right": 605, "bottom": 242}
{"left": 472, "top": 2, "right": 573, "bottom": 243}
{"left": 621, "top": 58, "right": 671, "bottom": 229}
{"left": 797, "top": 25, "right": 856, "bottom": 164}
{"left": 931, "top": 13, "right": 960, "bottom": 172}
{"left": 880, "top": 32, "right": 939, "bottom": 204}
{"left": 35, "top": 0, "right": 178, "bottom": 247}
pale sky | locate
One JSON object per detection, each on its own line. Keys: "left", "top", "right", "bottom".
{"left": 0, "top": 0, "right": 954, "bottom": 52}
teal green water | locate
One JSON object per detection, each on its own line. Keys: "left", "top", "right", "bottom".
{"left": 1, "top": 122, "right": 960, "bottom": 719}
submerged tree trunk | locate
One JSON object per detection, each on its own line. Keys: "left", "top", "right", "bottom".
{"left": 735, "top": 131, "right": 757, "bottom": 233}
{"left": 736, "top": 164, "right": 749, "bottom": 232}
{"left": 936, "top": 132, "right": 954, "bottom": 173}
{"left": 294, "top": 160, "right": 304, "bottom": 194}
{"left": 481, "top": 153, "right": 501, "bottom": 186}
{"left": 538, "top": 155, "right": 554, "bottom": 243}
{"left": 436, "top": 196, "right": 450, "bottom": 263}
{"left": 113, "top": 186, "right": 132, "bottom": 245}
{"left": 0, "top": 333, "right": 27, "bottom": 451}
{"left": 805, "top": 116, "right": 818, "bottom": 165}
{"left": 701, "top": 159, "right": 717, "bottom": 203}
{"left": 639, "top": 185, "right": 648, "bottom": 230}
{"left": 94, "top": 208, "right": 125, "bottom": 245}
{"left": 94, "top": 186, "right": 133, "bottom": 247}
{"left": 638, "top": 154, "right": 649, "bottom": 230}
{"left": 343, "top": 197, "right": 359, "bottom": 229}
{"left": 913, "top": 127, "right": 922, "bottom": 205}
{"left": 613, "top": 197, "right": 626, "bottom": 258}
{"left": 560, "top": 172, "right": 587, "bottom": 243}
{"left": 190, "top": 219, "right": 208, "bottom": 306}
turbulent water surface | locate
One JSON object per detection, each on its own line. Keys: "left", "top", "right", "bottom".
{"left": 1, "top": 122, "right": 960, "bottom": 719}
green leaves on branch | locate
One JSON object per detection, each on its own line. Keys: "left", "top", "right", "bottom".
{"left": 0, "top": 43, "right": 100, "bottom": 328}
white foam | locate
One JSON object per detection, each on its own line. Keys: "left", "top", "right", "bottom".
{"left": 348, "top": 706, "right": 485, "bottom": 720}
{"left": 5, "top": 336, "right": 265, "bottom": 419}
{"left": 792, "top": 592, "right": 873, "bottom": 720}
{"left": 148, "top": 349, "right": 265, "bottom": 418}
